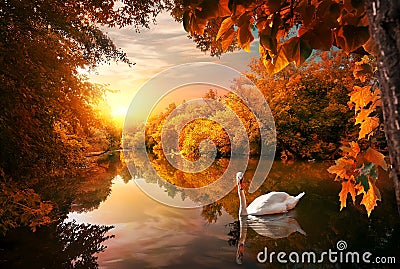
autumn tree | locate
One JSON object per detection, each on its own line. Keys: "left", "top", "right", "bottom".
{"left": 248, "top": 50, "right": 386, "bottom": 160}
{"left": 177, "top": 0, "right": 400, "bottom": 215}
{"left": 0, "top": 0, "right": 178, "bottom": 232}
{"left": 142, "top": 87, "right": 268, "bottom": 160}
{"left": 364, "top": 0, "right": 400, "bottom": 214}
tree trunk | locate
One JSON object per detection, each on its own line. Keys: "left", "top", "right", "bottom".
{"left": 366, "top": 0, "right": 400, "bottom": 215}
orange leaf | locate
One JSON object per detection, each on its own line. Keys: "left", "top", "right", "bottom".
{"left": 216, "top": 17, "right": 234, "bottom": 41}
{"left": 327, "top": 157, "right": 355, "bottom": 180}
{"left": 349, "top": 86, "right": 374, "bottom": 111}
{"left": 217, "top": 0, "right": 231, "bottom": 17}
{"left": 316, "top": 0, "right": 340, "bottom": 28}
{"left": 355, "top": 107, "right": 374, "bottom": 125}
{"left": 343, "top": 0, "right": 365, "bottom": 15}
{"left": 295, "top": 2, "right": 315, "bottom": 27}
{"left": 282, "top": 36, "right": 312, "bottom": 66}
{"left": 353, "top": 55, "right": 373, "bottom": 83}
{"left": 363, "top": 37, "right": 379, "bottom": 56}
{"left": 335, "top": 25, "right": 369, "bottom": 53}
{"left": 260, "top": 31, "right": 278, "bottom": 57}
{"left": 339, "top": 181, "right": 356, "bottom": 210}
{"left": 358, "top": 116, "right": 379, "bottom": 140}
{"left": 340, "top": 141, "right": 360, "bottom": 159}
{"left": 183, "top": 10, "right": 207, "bottom": 35}
{"left": 364, "top": 147, "right": 388, "bottom": 171}
{"left": 360, "top": 180, "right": 381, "bottom": 217}
{"left": 237, "top": 13, "right": 254, "bottom": 52}
{"left": 262, "top": 46, "right": 290, "bottom": 74}
{"left": 221, "top": 28, "right": 236, "bottom": 52}
{"left": 199, "top": 0, "right": 231, "bottom": 19}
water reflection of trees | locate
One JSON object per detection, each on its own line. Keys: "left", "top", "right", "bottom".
{"left": 221, "top": 162, "right": 399, "bottom": 268}
{"left": 0, "top": 155, "right": 126, "bottom": 268}
{"left": 124, "top": 151, "right": 334, "bottom": 219}
{"left": 124, "top": 149, "right": 255, "bottom": 206}
{"left": 70, "top": 154, "right": 127, "bottom": 213}
{"left": 124, "top": 152, "right": 400, "bottom": 266}
{"left": 0, "top": 220, "right": 114, "bottom": 268}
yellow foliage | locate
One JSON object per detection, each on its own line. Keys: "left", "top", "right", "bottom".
{"left": 355, "top": 107, "right": 374, "bottom": 125}
{"left": 328, "top": 142, "right": 386, "bottom": 216}
{"left": 260, "top": 45, "right": 290, "bottom": 75}
{"left": 349, "top": 86, "right": 376, "bottom": 111}
{"left": 327, "top": 158, "right": 355, "bottom": 180}
{"left": 364, "top": 147, "right": 388, "bottom": 171}
{"left": 358, "top": 116, "right": 379, "bottom": 140}
{"left": 359, "top": 181, "right": 381, "bottom": 217}
{"left": 339, "top": 180, "right": 356, "bottom": 210}
{"left": 340, "top": 141, "right": 360, "bottom": 159}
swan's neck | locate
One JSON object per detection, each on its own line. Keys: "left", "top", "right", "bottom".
{"left": 238, "top": 186, "right": 248, "bottom": 216}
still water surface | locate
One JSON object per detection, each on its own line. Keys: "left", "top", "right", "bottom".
{"left": 67, "top": 161, "right": 400, "bottom": 269}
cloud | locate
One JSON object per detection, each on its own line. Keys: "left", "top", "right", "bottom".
{"left": 88, "top": 12, "right": 259, "bottom": 115}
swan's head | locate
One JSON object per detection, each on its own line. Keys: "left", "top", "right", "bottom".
{"left": 236, "top": 172, "right": 244, "bottom": 184}
{"left": 236, "top": 172, "right": 244, "bottom": 190}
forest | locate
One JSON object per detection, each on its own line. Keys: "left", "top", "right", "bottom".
{"left": 1, "top": 1, "right": 400, "bottom": 265}
{"left": 141, "top": 50, "right": 386, "bottom": 161}
{"left": 122, "top": 48, "right": 387, "bottom": 216}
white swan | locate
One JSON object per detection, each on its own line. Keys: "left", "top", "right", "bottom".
{"left": 236, "top": 172, "right": 305, "bottom": 216}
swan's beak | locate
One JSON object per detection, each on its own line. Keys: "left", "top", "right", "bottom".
{"left": 236, "top": 172, "right": 244, "bottom": 189}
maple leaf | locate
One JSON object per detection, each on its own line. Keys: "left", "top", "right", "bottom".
{"left": 339, "top": 180, "right": 356, "bottom": 210}
{"left": 353, "top": 55, "right": 373, "bottom": 82}
{"left": 349, "top": 86, "right": 374, "bottom": 111}
{"left": 363, "top": 147, "right": 388, "bottom": 171}
{"left": 355, "top": 163, "right": 371, "bottom": 192}
{"left": 360, "top": 180, "right": 381, "bottom": 217}
{"left": 355, "top": 107, "right": 374, "bottom": 125}
{"left": 340, "top": 141, "right": 360, "bottom": 159}
{"left": 358, "top": 116, "right": 379, "bottom": 139}
{"left": 327, "top": 158, "right": 355, "bottom": 180}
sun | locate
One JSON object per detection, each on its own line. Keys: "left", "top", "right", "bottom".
{"left": 111, "top": 106, "right": 128, "bottom": 126}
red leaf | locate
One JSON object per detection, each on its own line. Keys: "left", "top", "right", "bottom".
{"left": 335, "top": 25, "right": 370, "bottom": 53}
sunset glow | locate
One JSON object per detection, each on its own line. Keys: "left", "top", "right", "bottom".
{"left": 85, "top": 13, "right": 258, "bottom": 123}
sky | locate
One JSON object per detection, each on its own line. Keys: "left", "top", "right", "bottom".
{"left": 85, "top": 12, "right": 259, "bottom": 124}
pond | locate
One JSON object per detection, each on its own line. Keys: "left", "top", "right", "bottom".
{"left": 1, "top": 159, "right": 399, "bottom": 269}
{"left": 70, "top": 159, "right": 399, "bottom": 269}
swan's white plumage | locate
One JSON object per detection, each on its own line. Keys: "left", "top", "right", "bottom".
{"left": 236, "top": 172, "right": 305, "bottom": 216}
{"left": 246, "top": 191, "right": 304, "bottom": 215}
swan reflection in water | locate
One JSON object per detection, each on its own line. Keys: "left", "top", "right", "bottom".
{"left": 233, "top": 211, "right": 306, "bottom": 264}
